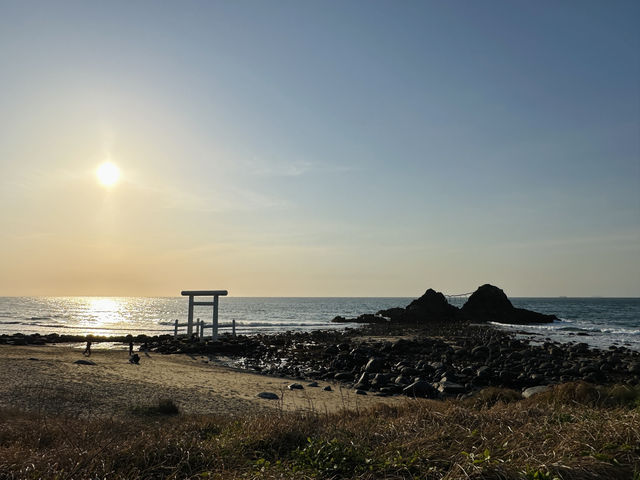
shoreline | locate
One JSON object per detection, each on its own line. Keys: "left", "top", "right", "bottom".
{"left": 2, "top": 320, "right": 638, "bottom": 417}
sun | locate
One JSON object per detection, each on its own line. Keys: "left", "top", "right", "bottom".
{"left": 96, "top": 162, "right": 120, "bottom": 187}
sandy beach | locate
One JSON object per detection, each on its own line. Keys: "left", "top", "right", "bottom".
{"left": 0, "top": 344, "right": 402, "bottom": 418}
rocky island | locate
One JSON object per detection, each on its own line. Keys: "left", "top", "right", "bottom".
{"left": 332, "top": 284, "right": 558, "bottom": 325}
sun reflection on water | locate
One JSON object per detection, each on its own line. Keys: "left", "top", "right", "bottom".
{"left": 79, "top": 297, "right": 126, "bottom": 335}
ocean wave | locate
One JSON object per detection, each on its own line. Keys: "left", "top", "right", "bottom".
{"left": 599, "top": 327, "right": 640, "bottom": 335}
{"left": 239, "top": 321, "right": 329, "bottom": 327}
{"left": 157, "top": 320, "right": 332, "bottom": 328}
{"left": 488, "top": 321, "right": 559, "bottom": 330}
{"left": 491, "top": 321, "right": 640, "bottom": 335}
{"left": 18, "top": 323, "right": 169, "bottom": 333}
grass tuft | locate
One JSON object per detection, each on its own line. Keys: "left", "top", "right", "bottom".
{"left": 129, "top": 397, "right": 180, "bottom": 416}
{"left": 529, "top": 381, "right": 640, "bottom": 408}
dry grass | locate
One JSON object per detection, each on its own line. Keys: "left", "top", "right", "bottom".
{"left": 0, "top": 382, "right": 639, "bottom": 479}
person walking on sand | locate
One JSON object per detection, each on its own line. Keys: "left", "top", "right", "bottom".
{"left": 129, "top": 340, "right": 134, "bottom": 356}
{"left": 83, "top": 340, "right": 92, "bottom": 356}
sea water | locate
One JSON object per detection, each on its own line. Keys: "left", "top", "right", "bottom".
{"left": 0, "top": 297, "right": 411, "bottom": 337}
{"left": 0, "top": 296, "right": 638, "bottom": 351}
{"left": 497, "top": 298, "right": 640, "bottom": 352}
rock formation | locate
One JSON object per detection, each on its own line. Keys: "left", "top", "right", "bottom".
{"left": 333, "top": 283, "right": 557, "bottom": 325}
{"left": 461, "top": 284, "right": 557, "bottom": 324}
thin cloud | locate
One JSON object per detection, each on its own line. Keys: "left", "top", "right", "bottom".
{"left": 241, "top": 156, "right": 358, "bottom": 177}
{"left": 134, "top": 179, "right": 287, "bottom": 213}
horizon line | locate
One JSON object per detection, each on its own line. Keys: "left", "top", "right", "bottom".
{"left": 1, "top": 294, "right": 639, "bottom": 299}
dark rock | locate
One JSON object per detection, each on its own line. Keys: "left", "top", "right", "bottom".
{"left": 323, "top": 385, "right": 332, "bottom": 392}
{"left": 391, "top": 338, "right": 414, "bottom": 352}
{"left": 380, "top": 385, "right": 401, "bottom": 394}
{"left": 529, "top": 373, "right": 549, "bottom": 384}
{"left": 402, "top": 380, "right": 438, "bottom": 398}
{"left": 437, "top": 380, "right": 466, "bottom": 395}
{"left": 394, "top": 375, "right": 411, "bottom": 385}
{"left": 400, "top": 366, "right": 420, "bottom": 376}
{"left": 463, "top": 284, "right": 513, "bottom": 314}
{"left": 355, "top": 389, "right": 367, "bottom": 395}
{"left": 324, "top": 345, "right": 339, "bottom": 355}
{"left": 460, "top": 366, "right": 475, "bottom": 377}
{"left": 354, "top": 372, "right": 370, "bottom": 390}
{"left": 370, "top": 373, "right": 392, "bottom": 388}
{"left": 402, "top": 289, "right": 459, "bottom": 323}
{"left": 462, "top": 284, "right": 557, "bottom": 324}
{"left": 376, "top": 307, "right": 405, "bottom": 321}
{"left": 74, "top": 359, "right": 96, "bottom": 366}
{"left": 364, "top": 357, "right": 385, "bottom": 373}
{"left": 257, "top": 392, "right": 279, "bottom": 400}
{"left": 307, "top": 381, "right": 319, "bottom": 387}
{"left": 471, "top": 346, "right": 490, "bottom": 358}
{"left": 579, "top": 365, "right": 597, "bottom": 375}
{"left": 288, "top": 383, "right": 303, "bottom": 390}
{"left": 334, "top": 372, "right": 354, "bottom": 381}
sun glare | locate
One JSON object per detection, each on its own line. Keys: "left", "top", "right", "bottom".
{"left": 96, "top": 162, "right": 120, "bottom": 187}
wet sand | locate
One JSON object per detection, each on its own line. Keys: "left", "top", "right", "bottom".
{"left": 0, "top": 344, "right": 402, "bottom": 417}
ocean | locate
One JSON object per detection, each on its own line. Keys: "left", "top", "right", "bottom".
{"left": 0, "top": 296, "right": 638, "bottom": 351}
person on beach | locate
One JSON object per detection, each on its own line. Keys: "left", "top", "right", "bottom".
{"left": 129, "top": 340, "right": 134, "bottom": 355}
{"left": 83, "top": 340, "right": 92, "bottom": 356}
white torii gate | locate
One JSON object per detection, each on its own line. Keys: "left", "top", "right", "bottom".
{"left": 181, "top": 290, "right": 228, "bottom": 341}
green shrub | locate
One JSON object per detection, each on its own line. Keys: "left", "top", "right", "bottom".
{"left": 465, "top": 387, "right": 523, "bottom": 409}
{"left": 130, "top": 398, "right": 179, "bottom": 416}
{"left": 291, "top": 437, "right": 371, "bottom": 477}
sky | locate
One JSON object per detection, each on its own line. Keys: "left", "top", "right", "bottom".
{"left": 0, "top": 0, "right": 638, "bottom": 297}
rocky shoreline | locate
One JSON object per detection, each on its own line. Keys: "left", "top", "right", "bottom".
{"left": 2, "top": 285, "right": 638, "bottom": 401}
{"left": 5, "top": 321, "right": 637, "bottom": 400}
{"left": 155, "top": 322, "right": 640, "bottom": 397}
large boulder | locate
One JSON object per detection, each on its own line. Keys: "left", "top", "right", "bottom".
{"left": 462, "top": 284, "right": 513, "bottom": 318}
{"left": 398, "top": 288, "right": 459, "bottom": 323}
{"left": 402, "top": 380, "right": 439, "bottom": 398}
{"left": 462, "top": 284, "right": 557, "bottom": 324}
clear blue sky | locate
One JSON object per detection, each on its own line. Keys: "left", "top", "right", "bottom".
{"left": 0, "top": 0, "right": 638, "bottom": 296}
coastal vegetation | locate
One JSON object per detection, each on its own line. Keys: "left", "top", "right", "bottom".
{"left": 1, "top": 382, "right": 639, "bottom": 479}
